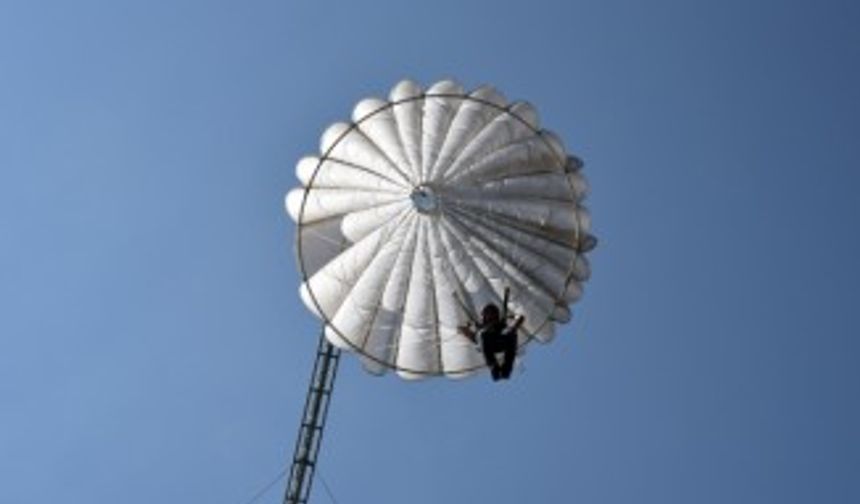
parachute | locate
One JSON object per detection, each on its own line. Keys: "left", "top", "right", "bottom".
{"left": 286, "top": 79, "right": 595, "bottom": 379}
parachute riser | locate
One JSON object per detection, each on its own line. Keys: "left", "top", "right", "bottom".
{"left": 502, "top": 287, "right": 510, "bottom": 322}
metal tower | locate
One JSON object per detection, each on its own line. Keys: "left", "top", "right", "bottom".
{"left": 283, "top": 332, "right": 341, "bottom": 504}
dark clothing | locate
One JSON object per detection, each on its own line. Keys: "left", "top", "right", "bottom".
{"left": 477, "top": 322, "right": 517, "bottom": 380}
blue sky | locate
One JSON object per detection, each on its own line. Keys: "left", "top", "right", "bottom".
{"left": 1, "top": 1, "right": 859, "bottom": 503}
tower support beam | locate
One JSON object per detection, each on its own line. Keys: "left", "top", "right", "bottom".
{"left": 283, "top": 331, "right": 340, "bottom": 504}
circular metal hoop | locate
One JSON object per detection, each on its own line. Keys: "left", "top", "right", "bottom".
{"left": 295, "top": 91, "right": 583, "bottom": 377}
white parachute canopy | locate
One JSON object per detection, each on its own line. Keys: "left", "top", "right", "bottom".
{"left": 286, "top": 79, "right": 595, "bottom": 379}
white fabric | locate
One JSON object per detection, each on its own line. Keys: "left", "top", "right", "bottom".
{"left": 287, "top": 79, "right": 595, "bottom": 378}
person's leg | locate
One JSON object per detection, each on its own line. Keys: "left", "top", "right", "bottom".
{"left": 482, "top": 338, "right": 501, "bottom": 380}
{"left": 500, "top": 331, "right": 517, "bottom": 379}
{"left": 490, "top": 365, "right": 501, "bottom": 381}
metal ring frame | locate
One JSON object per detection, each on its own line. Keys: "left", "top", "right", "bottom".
{"left": 295, "top": 90, "right": 585, "bottom": 377}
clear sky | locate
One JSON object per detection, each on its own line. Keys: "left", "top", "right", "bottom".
{"left": 1, "top": 1, "right": 859, "bottom": 503}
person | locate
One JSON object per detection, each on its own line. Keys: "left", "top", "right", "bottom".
{"left": 459, "top": 303, "right": 525, "bottom": 381}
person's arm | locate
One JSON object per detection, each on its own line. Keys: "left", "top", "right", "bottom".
{"left": 510, "top": 315, "right": 525, "bottom": 331}
{"left": 458, "top": 324, "right": 477, "bottom": 344}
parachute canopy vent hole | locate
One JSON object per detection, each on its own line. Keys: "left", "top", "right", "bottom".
{"left": 410, "top": 185, "right": 440, "bottom": 214}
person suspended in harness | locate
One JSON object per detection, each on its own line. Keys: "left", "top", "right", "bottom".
{"left": 458, "top": 292, "right": 525, "bottom": 381}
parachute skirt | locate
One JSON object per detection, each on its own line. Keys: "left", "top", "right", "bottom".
{"left": 287, "top": 79, "right": 595, "bottom": 379}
